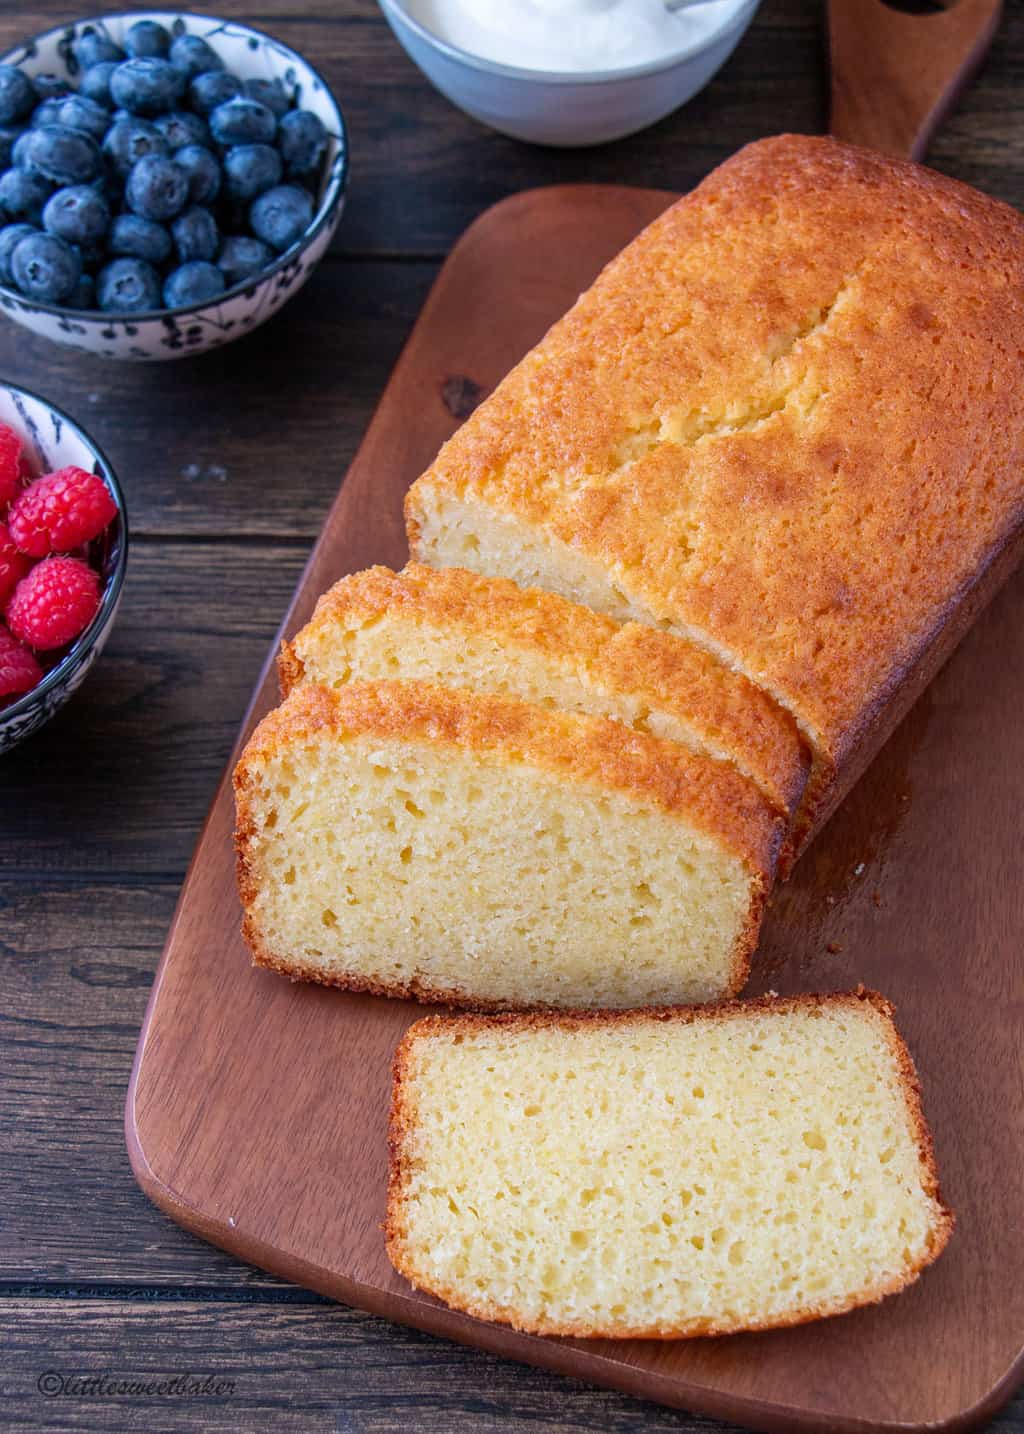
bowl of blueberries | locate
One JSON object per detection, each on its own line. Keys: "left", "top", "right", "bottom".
{"left": 0, "top": 12, "right": 348, "bottom": 358}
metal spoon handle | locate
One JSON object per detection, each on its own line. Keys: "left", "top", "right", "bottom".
{"left": 664, "top": 0, "right": 720, "bottom": 10}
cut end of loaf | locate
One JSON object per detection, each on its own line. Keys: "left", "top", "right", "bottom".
{"left": 385, "top": 991, "right": 954, "bottom": 1338}
{"left": 234, "top": 681, "right": 778, "bottom": 1010}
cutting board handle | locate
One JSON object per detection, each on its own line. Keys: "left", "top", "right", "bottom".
{"left": 828, "top": 0, "right": 1002, "bottom": 160}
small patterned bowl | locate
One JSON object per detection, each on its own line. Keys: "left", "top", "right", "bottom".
{"left": 0, "top": 12, "right": 349, "bottom": 360}
{"left": 0, "top": 383, "right": 127, "bottom": 754}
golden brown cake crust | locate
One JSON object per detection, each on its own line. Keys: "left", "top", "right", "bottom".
{"left": 384, "top": 988, "right": 955, "bottom": 1339}
{"left": 279, "top": 563, "right": 809, "bottom": 818}
{"left": 406, "top": 135, "right": 1024, "bottom": 781}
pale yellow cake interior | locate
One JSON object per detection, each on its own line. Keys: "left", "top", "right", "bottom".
{"left": 411, "top": 489, "right": 661, "bottom": 632}
{"left": 389, "top": 1004, "right": 948, "bottom": 1336}
{"left": 241, "top": 730, "right": 754, "bottom": 1008}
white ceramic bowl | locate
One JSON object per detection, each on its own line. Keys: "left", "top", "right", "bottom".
{"left": 0, "top": 382, "right": 127, "bottom": 754}
{"left": 378, "top": 0, "right": 760, "bottom": 147}
{"left": 0, "top": 12, "right": 348, "bottom": 360}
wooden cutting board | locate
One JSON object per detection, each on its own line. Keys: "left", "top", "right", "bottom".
{"left": 126, "top": 185, "right": 1024, "bottom": 1434}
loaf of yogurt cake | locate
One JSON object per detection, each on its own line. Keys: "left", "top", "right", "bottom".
{"left": 406, "top": 134, "right": 1024, "bottom": 853}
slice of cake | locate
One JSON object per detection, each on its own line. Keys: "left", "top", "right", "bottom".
{"left": 279, "top": 564, "right": 809, "bottom": 820}
{"left": 385, "top": 991, "right": 954, "bottom": 1337}
{"left": 405, "top": 135, "right": 1024, "bottom": 851}
{"left": 234, "top": 680, "right": 782, "bottom": 1009}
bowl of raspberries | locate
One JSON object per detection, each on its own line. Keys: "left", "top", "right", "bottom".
{"left": 0, "top": 12, "right": 348, "bottom": 359}
{"left": 0, "top": 382, "right": 126, "bottom": 752}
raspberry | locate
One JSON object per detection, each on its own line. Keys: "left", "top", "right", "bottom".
{"left": 0, "top": 522, "right": 31, "bottom": 604}
{"left": 0, "top": 423, "right": 23, "bottom": 507}
{"left": 5, "top": 556, "right": 101, "bottom": 649}
{"left": 0, "top": 624, "right": 43, "bottom": 699}
{"left": 8, "top": 466, "right": 117, "bottom": 557}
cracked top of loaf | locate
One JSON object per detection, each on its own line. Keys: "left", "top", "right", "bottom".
{"left": 406, "top": 135, "right": 1024, "bottom": 766}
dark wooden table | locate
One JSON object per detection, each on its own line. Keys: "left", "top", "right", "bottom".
{"left": 2, "top": 2, "right": 1023, "bottom": 1430}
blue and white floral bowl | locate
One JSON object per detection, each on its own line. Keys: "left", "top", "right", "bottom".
{"left": 0, "top": 12, "right": 349, "bottom": 360}
{"left": 0, "top": 383, "right": 127, "bottom": 754}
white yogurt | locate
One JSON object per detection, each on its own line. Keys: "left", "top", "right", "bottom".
{"left": 403, "top": 0, "right": 743, "bottom": 74}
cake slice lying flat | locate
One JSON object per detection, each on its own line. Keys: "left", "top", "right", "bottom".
{"left": 234, "top": 681, "right": 782, "bottom": 1009}
{"left": 279, "top": 564, "right": 808, "bottom": 819}
{"left": 386, "top": 991, "right": 953, "bottom": 1337}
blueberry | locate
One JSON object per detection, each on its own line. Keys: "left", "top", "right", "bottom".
{"left": 223, "top": 142, "right": 281, "bottom": 202}
{"left": 277, "top": 110, "right": 327, "bottom": 178}
{"left": 243, "top": 78, "right": 291, "bottom": 119}
{"left": 102, "top": 118, "right": 167, "bottom": 178}
{"left": 67, "top": 271, "right": 95, "bottom": 309}
{"left": 0, "top": 167, "right": 53, "bottom": 224}
{"left": 187, "top": 70, "right": 242, "bottom": 117}
{"left": 32, "top": 74, "right": 72, "bottom": 104}
{"left": 57, "top": 95, "right": 111, "bottom": 142}
{"left": 209, "top": 98, "right": 276, "bottom": 148}
{"left": 126, "top": 152, "right": 188, "bottom": 221}
{"left": 174, "top": 143, "right": 220, "bottom": 206}
{"left": 97, "top": 255, "right": 161, "bottom": 311}
{"left": 110, "top": 59, "right": 186, "bottom": 117}
{"left": 31, "top": 99, "right": 67, "bottom": 130}
{"left": 0, "top": 65, "right": 35, "bottom": 126}
{"left": 124, "top": 20, "right": 171, "bottom": 59}
{"left": 0, "top": 126, "right": 22, "bottom": 169}
{"left": 109, "top": 212, "right": 172, "bottom": 264}
{"left": 249, "top": 183, "right": 313, "bottom": 252}
{"left": 0, "top": 221, "right": 36, "bottom": 284}
{"left": 168, "top": 35, "right": 224, "bottom": 79}
{"left": 170, "top": 204, "right": 218, "bottom": 263}
{"left": 11, "top": 131, "right": 35, "bottom": 169}
{"left": 217, "top": 233, "right": 271, "bottom": 286}
{"left": 154, "top": 110, "right": 209, "bottom": 152}
{"left": 73, "top": 30, "right": 125, "bottom": 70}
{"left": 42, "top": 184, "right": 109, "bottom": 246}
{"left": 25, "top": 126, "right": 100, "bottom": 185}
{"left": 163, "top": 258, "right": 224, "bottom": 308}
{"left": 10, "top": 230, "right": 80, "bottom": 302}
{"left": 79, "top": 60, "right": 119, "bottom": 109}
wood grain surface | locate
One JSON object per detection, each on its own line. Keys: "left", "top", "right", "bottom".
{"left": 4, "top": 2, "right": 1024, "bottom": 1432}
{"left": 829, "top": 0, "right": 1003, "bottom": 160}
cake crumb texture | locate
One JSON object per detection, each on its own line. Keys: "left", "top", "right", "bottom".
{"left": 386, "top": 991, "right": 953, "bottom": 1337}
{"left": 233, "top": 681, "right": 781, "bottom": 1009}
